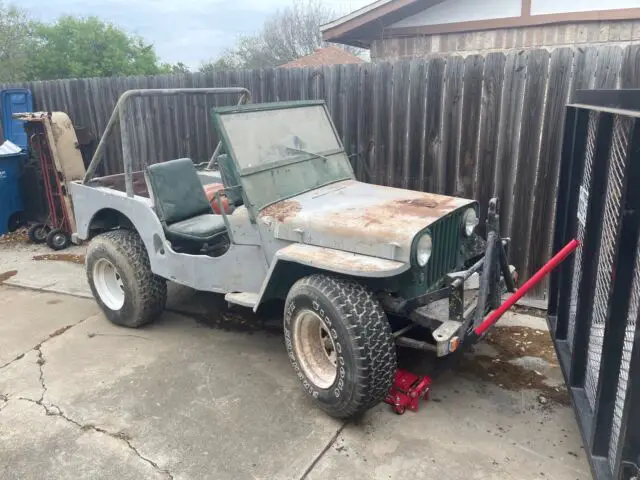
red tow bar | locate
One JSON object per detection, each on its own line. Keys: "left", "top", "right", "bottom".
{"left": 385, "top": 239, "right": 580, "bottom": 415}
{"left": 474, "top": 238, "right": 580, "bottom": 337}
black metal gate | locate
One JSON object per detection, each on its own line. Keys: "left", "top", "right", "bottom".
{"left": 548, "top": 89, "right": 640, "bottom": 479}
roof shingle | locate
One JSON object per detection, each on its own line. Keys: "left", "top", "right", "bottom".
{"left": 279, "top": 46, "right": 365, "bottom": 68}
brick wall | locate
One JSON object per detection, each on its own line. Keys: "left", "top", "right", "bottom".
{"left": 372, "top": 20, "right": 640, "bottom": 60}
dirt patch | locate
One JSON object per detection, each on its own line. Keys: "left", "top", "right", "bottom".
{"left": 455, "top": 326, "right": 569, "bottom": 405}
{"left": 0, "top": 270, "right": 18, "bottom": 283}
{"left": 485, "top": 326, "right": 558, "bottom": 365}
{"left": 259, "top": 200, "right": 302, "bottom": 223}
{"left": 456, "top": 355, "right": 569, "bottom": 405}
{"left": 0, "top": 228, "right": 28, "bottom": 246}
{"left": 33, "top": 253, "right": 85, "bottom": 265}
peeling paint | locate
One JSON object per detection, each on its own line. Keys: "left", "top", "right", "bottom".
{"left": 259, "top": 200, "right": 302, "bottom": 223}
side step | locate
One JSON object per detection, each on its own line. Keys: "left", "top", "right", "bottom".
{"left": 224, "top": 292, "right": 259, "bottom": 309}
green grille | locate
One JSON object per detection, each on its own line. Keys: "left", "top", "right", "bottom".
{"left": 424, "top": 211, "right": 464, "bottom": 288}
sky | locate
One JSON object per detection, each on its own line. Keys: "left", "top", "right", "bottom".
{"left": 17, "top": 0, "right": 373, "bottom": 68}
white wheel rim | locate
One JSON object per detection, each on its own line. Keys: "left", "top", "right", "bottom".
{"left": 92, "top": 258, "right": 125, "bottom": 310}
{"left": 292, "top": 309, "right": 338, "bottom": 389}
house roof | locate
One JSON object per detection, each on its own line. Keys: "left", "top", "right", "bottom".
{"left": 279, "top": 46, "right": 365, "bottom": 68}
{"left": 322, "top": 0, "right": 640, "bottom": 48}
{"left": 321, "top": 0, "right": 439, "bottom": 48}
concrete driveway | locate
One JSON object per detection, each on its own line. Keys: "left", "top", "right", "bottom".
{"left": 0, "top": 241, "right": 590, "bottom": 479}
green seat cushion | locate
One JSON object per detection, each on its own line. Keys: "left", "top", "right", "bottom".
{"left": 165, "top": 214, "right": 227, "bottom": 243}
{"left": 146, "top": 158, "right": 213, "bottom": 224}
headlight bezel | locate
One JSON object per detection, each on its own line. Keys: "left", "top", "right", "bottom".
{"left": 415, "top": 231, "right": 433, "bottom": 267}
{"left": 462, "top": 207, "right": 479, "bottom": 237}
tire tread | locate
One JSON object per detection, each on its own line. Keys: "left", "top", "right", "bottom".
{"left": 287, "top": 274, "right": 396, "bottom": 418}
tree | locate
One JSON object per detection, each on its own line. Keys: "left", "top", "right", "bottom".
{"left": 0, "top": 3, "right": 33, "bottom": 83}
{"left": 201, "top": 0, "right": 362, "bottom": 71}
{"left": 165, "top": 62, "right": 190, "bottom": 74}
{"left": 26, "top": 16, "right": 167, "bottom": 80}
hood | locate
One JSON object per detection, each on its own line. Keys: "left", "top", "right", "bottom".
{"left": 258, "top": 180, "right": 475, "bottom": 263}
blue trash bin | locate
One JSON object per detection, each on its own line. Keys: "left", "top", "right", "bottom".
{"left": 0, "top": 88, "right": 33, "bottom": 235}
{"left": 0, "top": 152, "right": 26, "bottom": 235}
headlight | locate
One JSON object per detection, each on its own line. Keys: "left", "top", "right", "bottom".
{"left": 463, "top": 208, "right": 479, "bottom": 236}
{"left": 416, "top": 233, "right": 432, "bottom": 267}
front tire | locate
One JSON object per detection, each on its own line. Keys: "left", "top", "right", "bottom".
{"left": 284, "top": 274, "right": 397, "bottom": 419}
{"left": 86, "top": 230, "right": 166, "bottom": 328}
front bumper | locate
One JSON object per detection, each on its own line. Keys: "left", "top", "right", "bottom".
{"left": 383, "top": 198, "right": 517, "bottom": 357}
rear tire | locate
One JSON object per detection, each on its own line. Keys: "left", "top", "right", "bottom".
{"left": 284, "top": 274, "right": 397, "bottom": 419}
{"left": 86, "top": 229, "right": 166, "bottom": 328}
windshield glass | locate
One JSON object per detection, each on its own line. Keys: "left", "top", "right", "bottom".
{"left": 220, "top": 105, "right": 342, "bottom": 170}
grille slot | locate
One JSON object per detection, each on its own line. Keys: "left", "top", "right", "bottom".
{"left": 425, "top": 210, "right": 463, "bottom": 288}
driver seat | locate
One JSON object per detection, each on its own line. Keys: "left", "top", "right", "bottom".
{"left": 145, "top": 158, "right": 227, "bottom": 246}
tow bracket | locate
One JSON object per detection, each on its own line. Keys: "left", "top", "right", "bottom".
{"left": 384, "top": 369, "right": 432, "bottom": 415}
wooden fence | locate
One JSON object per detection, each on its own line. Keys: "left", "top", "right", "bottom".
{"left": 4, "top": 44, "right": 640, "bottom": 297}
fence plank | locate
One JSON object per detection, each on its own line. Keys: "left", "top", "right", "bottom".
{"left": 458, "top": 55, "right": 484, "bottom": 199}
{"left": 475, "top": 52, "right": 506, "bottom": 230}
{"left": 423, "top": 58, "right": 445, "bottom": 194}
{"left": 528, "top": 48, "right": 575, "bottom": 297}
{"left": 621, "top": 45, "right": 640, "bottom": 88}
{"left": 494, "top": 51, "right": 527, "bottom": 237}
{"left": 439, "top": 56, "right": 464, "bottom": 196}
{"left": 510, "top": 49, "right": 551, "bottom": 282}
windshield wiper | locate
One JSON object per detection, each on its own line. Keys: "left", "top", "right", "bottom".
{"left": 285, "top": 146, "right": 331, "bottom": 162}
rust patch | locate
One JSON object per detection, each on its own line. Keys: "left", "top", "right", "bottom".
{"left": 390, "top": 196, "right": 464, "bottom": 219}
{"left": 319, "top": 195, "right": 463, "bottom": 243}
{"left": 396, "top": 198, "right": 439, "bottom": 209}
{"left": 0, "top": 270, "right": 18, "bottom": 283}
{"left": 260, "top": 200, "right": 302, "bottom": 223}
{"left": 33, "top": 253, "right": 85, "bottom": 265}
{"left": 286, "top": 245, "right": 399, "bottom": 273}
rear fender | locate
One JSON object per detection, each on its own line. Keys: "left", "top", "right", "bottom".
{"left": 254, "top": 243, "right": 409, "bottom": 311}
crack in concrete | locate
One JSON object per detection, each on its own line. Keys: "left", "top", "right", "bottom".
{"left": 0, "top": 393, "right": 8, "bottom": 412}
{"left": 0, "top": 320, "right": 85, "bottom": 371}
{"left": 299, "top": 423, "right": 347, "bottom": 480}
{"left": 18, "top": 346, "right": 174, "bottom": 480}
{"left": 0, "top": 352, "right": 25, "bottom": 371}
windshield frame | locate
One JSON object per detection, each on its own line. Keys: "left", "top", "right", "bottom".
{"left": 212, "top": 100, "right": 346, "bottom": 176}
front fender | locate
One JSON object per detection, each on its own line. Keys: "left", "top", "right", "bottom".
{"left": 254, "top": 243, "right": 410, "bottom": 311}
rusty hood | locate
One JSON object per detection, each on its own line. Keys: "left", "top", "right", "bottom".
{"left": 258, "top": 180, "right": 475, "bottom": 263}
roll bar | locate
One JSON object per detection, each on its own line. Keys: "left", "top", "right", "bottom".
{"left": 82, "top": 87, "right": 252, "bottom": 197}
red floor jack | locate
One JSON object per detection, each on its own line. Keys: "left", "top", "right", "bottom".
{"left": 384, "top": 238, "right": 580, "bottom": 415}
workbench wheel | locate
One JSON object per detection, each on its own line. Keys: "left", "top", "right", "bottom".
{"left": 46, "top": 228, "right": 70, "bottom": 251}
{"left": 28, "top": 223, "right": 49, "bottom": 244}
{"left": 394, "top": 406, "right": 406, "bottom": 415}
